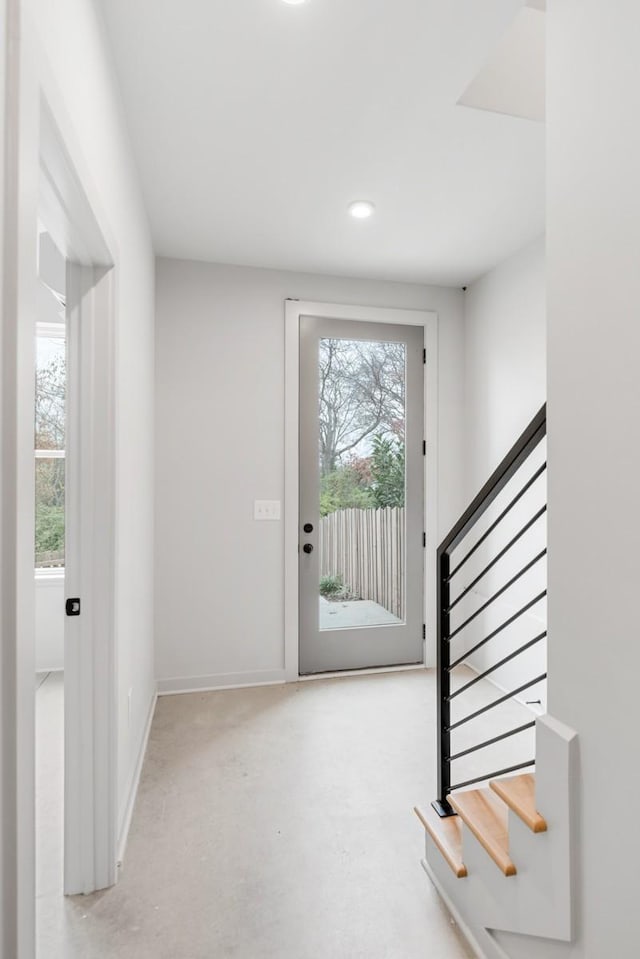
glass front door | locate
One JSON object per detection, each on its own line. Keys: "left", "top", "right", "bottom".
{"left": 299, "top": 316, "right": 424, "bottom": 673}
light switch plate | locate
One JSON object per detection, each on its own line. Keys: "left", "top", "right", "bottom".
{"left": 254, "top": 500, "right": 281, "bottom": 521}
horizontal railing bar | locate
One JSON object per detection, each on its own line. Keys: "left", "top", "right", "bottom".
{"left": 448, "top": 551, "right": 547, "bottom": 641}
{"left": 447, "top": 674, "right": 547, "bottom": 731}
{"left": 448, "top": 592, "right": 546, "bottom": 668}
{"left": 448, "top": 631, "right": 547, "bottom": 701}
{"left": 448, "top": 506, "right": 547, "bottom": 612}
{"left": 447, "top": 462, "right": 547, "bottom": 581}
{"left": 448, "top": 721, "right": 536, "bottom": 761}
{"left": 449, "top": 759, "right": 536, "bottom": 793}
{"left": 438, "top": 406, "right": 546, "bottom": 556}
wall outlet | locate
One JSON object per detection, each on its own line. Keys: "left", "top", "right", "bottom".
{"left": 254, "top": 500, "right": 281, "bottom": 521}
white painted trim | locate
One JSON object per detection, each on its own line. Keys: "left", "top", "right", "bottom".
{"left": 63, "top": 257, "right": 117, "bottom": 896}
{"left": 34, "top": 568, "right": 64, "bottom": 585}
{"left": 420, "top": 859, "right": 493, "bottom": 959}
{"left": 10, "top": 61, "right": 118, "bottom": 919}
{"left": 284, "top": 299, "right": 301, "bottom": 683}
{"left": 284, "top": 299, "right": 439, "bottom": 681}
{"left": 157, "top": 669, "right": 287, "bottom": 696}
{"left": 36, "top": 318, "right": 64, "bottom": 338}
{"left": 9, "top": 12, "right": 41, "bottom": 956}
{"left": 117, "top": 690, "right": 157, "bottom": 866}
{"left": 35, "top": 666, "right": 63, "bottom": 678}
{"left": 34, "top": 448, "right": 64, "bottom": 458}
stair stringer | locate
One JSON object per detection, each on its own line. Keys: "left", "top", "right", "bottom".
{"left": 422, "top": 714, "right": 578, "bottom": 955}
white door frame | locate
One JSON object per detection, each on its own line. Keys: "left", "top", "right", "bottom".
{"left": 63, "top": 262, "right": 117, "bottom": 894}
{"left": 1, "top": 3, "right": 23, "bottom": 955}
{"left": 284, "top": 300, "right": 439, "bottom": 681}
{"left": 3, "top": 12, "right": 118, "bottom": 946}
{"left": 0, "top": 7, "right": 116, "bottom": 959}
{"left": 40, "top": 105, "right": 117, "bottom": 897}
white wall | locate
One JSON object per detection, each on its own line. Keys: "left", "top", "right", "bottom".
{"left": 27, "top": 0, "right": 156, "bottom": 845}
{"left": 540, "top": 1, "right": 640, "bottom": 957}
{"left": 1, "top": 1, "right": 16, "bottom": 953}
{"left": 446, "top": 4, "right": 640, "bottom": 958}
{"left": 1, "top": 0, "right": 155, "bottom": 950}
{"left": 452, "top": 238, "right": 547, "bottom": 712}
{"left": 155, "top": 259, "right": 465, "bottom": 690}
{"left": 35, "top": 577, "right": 64, "bottom": 672}
{"left": 464, "top": 236, "right": 545, "bottom": 496}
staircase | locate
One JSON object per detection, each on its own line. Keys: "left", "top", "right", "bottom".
{"left": 416, "top": 407, "right": 578, "bottom": 958}
{"left": 417, "top": 774, "right": 543, "bottom": 880}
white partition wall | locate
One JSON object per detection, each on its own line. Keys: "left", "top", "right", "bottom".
{"left": 541, "top": 2, "right": 640, "bottom": 958}
{"left": 2, "top": 0, "right": 156, "bottom": 953}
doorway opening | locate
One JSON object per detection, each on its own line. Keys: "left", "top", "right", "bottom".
{"left": 284, "top": 301, "right": 439, "bottom": 681}
{"left": 30, "top": 105, "right": 118, "bottom": 955}
{"left": 35, "top": 228, "right": 67, "bottom": 917}
{"left": 299, "top": 316, "right": 425, "bottom": 673}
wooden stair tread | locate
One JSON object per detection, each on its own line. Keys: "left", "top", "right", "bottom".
{"left": 448, "top": 789, "right": 517, "bottom": 877}
{"left": 414, "top": 806, "right": 467, "bottom": 878}
{"left": 490, "top": 774, "right": 547, "bottom": 834}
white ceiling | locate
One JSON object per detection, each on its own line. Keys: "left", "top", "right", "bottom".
{"left": 459, "top": 6, "right": 545, "bottom": 123}
{"left": 98, "top": 0, "right": 544, "bottom": 286}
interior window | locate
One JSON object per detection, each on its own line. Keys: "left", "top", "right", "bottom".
{"left": 35, "top": 233, "right": 66, "bottom": 571}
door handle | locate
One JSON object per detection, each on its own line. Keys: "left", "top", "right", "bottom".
{"left": 66, "top": 598, "right": 81, "bottom": 616}
{"left": 303, "top": 543, "right": 314, "bottom": 554}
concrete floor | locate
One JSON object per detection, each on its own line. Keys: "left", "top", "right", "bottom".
{"left": 37, "top": 670, "right": 485, "bottom": 959}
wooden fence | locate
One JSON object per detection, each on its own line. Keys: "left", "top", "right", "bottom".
{"left": 35, "top": 549, "right": 65, "bottom": 569}
{"left": 319, "top": 507, "right": 405, "bottom": 619}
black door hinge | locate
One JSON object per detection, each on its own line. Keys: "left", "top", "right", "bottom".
{"left": 66, "top": 598, "right": 81, "bottom": 617}
{"left": 423, "top": 532, "right": 426, "bottom": 547}
{"left": 423, "top": 440, "right": 426, "bottom": 455}
{"left": 423, "top": 348, "right": 426, "bottom": 364}
{"left": 422, "top": 624, "right": 426, "bottom": 640}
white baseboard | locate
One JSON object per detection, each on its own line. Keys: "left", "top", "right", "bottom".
{"left": 421, "top": 858, "right": 493, "bottom": 959}
{"left": 117, "top": 689, "right": 157, "bottom": 866}
{"left": 157, "top": 668, "right": 287, "bottom": 696}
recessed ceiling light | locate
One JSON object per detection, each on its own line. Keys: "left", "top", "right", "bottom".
{"left": 348, "top": 201, "right": 376, "bottom": 220}
{"left": 282, "top": 0, "right": 307, "bottom": 5}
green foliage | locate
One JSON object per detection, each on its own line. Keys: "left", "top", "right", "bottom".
{"left": 369, "top": 434, "right": 405, "bottom": 508}
{"left": 35, "top": 346, "right": 66, "bottom": 565}
{"left": 319, "top": 574, "right": 357, "bottom": 601}
{"left": 319, "top": 574, "right": 344, "bottom": 597}
{"left": 319, "top": 466, "right": 375, "bottom": 516}
{"left": 35, "top": 458, "right": 65, "bottom": 507}
{"left": 319, "top": 437, "right": 405, "bottom": 514}
{"left": 34, "top": 344, "right": 66, "bottom": 564}
{"left": 34, "top": 455, "right": 65, "bottom": 562}
{"left": 35, "top": 504, "right": 65, "bottom": 555}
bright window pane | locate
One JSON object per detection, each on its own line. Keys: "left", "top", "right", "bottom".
{"left": 318, "top": 337, "right": 406, "bottom": 629}
{"left": 35, "top": 332, "right": 65, "bottom": 451}
{"left": 35, "top": 458, "right": 65, "bottom": 568}
{"left": 35, "top": 313, "right": 65, "bottom": 569}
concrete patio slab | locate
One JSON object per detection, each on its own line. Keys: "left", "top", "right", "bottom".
{"left": 319, "top": 597, "right": 402, "bottom": 630}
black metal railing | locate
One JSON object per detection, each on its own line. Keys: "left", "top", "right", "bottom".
{"left": 432, "top": 405, "right": 547, "bottom": 818}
